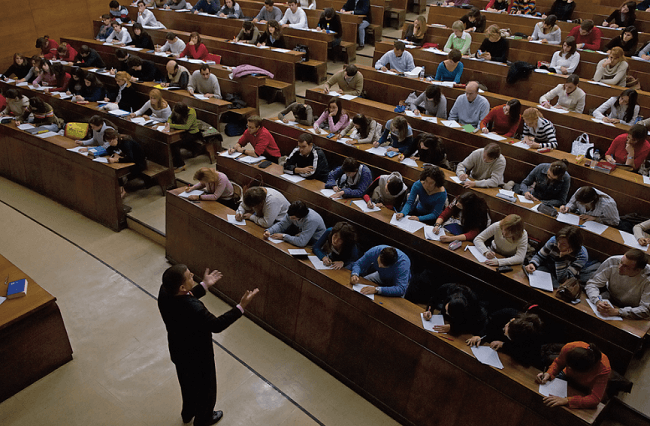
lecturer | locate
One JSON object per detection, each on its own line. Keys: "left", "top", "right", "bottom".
{"left": 158, "top": 264, "right": 259, "bottom": 425}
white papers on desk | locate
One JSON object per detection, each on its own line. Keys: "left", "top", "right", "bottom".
{"left": 287, "top": 249, "right": 308, "bottom": 257}
{"left": 378, "top": 69, "right": 396, "bottom": 75}
{"left": 320, "top": 188, "right": 342, "bottom": 199}
{"left": 619, "top": 230, "right": 646, "bottom": 250}
{"left": 238, "top": 155, "right": 266, "bottom": 164}
{"left": 337, "top": 137, "right": 353, "bottom": 144}
{"left": 271, "top": 48, "right": 291, "bottom": 53}
{"left": 131, "top": 117, "right": 154, "bottom": 126}
{"left": 308, "top": 255, "right": 333, "bottom": 270}
{"left": 526, "top": 269, "right": 554, "bottom": 292}
{"left": 280, "top": 174, "right": 305, "bottom": 183}
{"left": 268, "top": 237, "right": 283, "bottom": 244}
{"left": 155, "top": 51, "right": 169, "bottom": 56}
{"left": 404, "top": 110, "right": 418, "bottom": 118}
{"left": 556, "top": 212, "right": 580, "bottom": 226}
{"left": 16, "top": 81, "right": 28, "bottom": 86}
{"left": 643, "top": 175, "right": 650, "bottom": 185}
{"left": 59, "top": 93, "right": 73, "bottom": 99}
{"left": 511, "top": 141, "right": 531, "bottom": 149}
{"left": 470, "top": 346, "right": 504, "bottom": 369}
{"left": 365, "top": 146, "right": 388, "bottom": 156}
{"left": 465, "top": 245, "right": 487, "bottom": 263}
{"left": 587, "top": 298, "right": 623, "bottom": 321}
{"left": 103, "top": 42, "right": 114, "bottom": 45}
{"left": 529, "top": 203, "right": 542, "bottom": 213}
{"left": 591, "top": 117, "right": 616, "bottom": 127}
{"left": 275, "top": 119, "right": 298, "bottom": 127}
{"left": 4, "top": 78, "right": 15, "bottom": 83}
{"left": 179, "top": 189, "right": 204, "bottom": 198}
{"left": 401, "top": 157, "right": 418, "bottom": 168}
{"left": 537, "top": 105, "right": 569, "bottom": 114}
{"left": 517, "top": 194, "right": 534, "bottom": 204}
{"left": 327, "top": 91, "right": 340, "bottom": 97}
{"left": 339, "top": 94, "right": 357, "bottom": 100}
{"left": 108, "top": 109, "right": 131, "bottom": 117}
{"left": 0, "top": 295, "right": 5, "bottom": 306}
{"left": 390, "top": 213, "right": 426, "bottom": 233}
{"left": 539, "top": 379, "right": 567, "bottom": 398}
{"left": 17, "top": 123, "right": 34, "bottom": 130}
{"left": 582, "top": 221, "right": 608, "bottom": 235}
{"left": 450, "top": 176, "right": 463, "bottom": 184}
{"left": 92, "top": 157, "right": 109, "bottom": 163}
{"left": 441, "top": 120, "right": 461, "bottom": 128}
{"left": 420, "top": 313, "right": 445, "bottom": 332}
{"left": 193, "top": 94, "right": 209, "bottom": 100}
{"left": 174, "top": 8, "right": 189, "bottom": 12}
{"left": 352, "top": 199, "right": 381, "bottom": 213}
{"left": 36, "top": 131, "right": 58, "bottom": 138}
{"left": 154, "top": 125, "right": 167, "bottom": 132}
{"left": 588, "top": 80, "right": 611, "bottom": 87}
{"left": 66, "top": 146, "right": 89, "bottom": 156}
{"left": 352, "top": 284, "right": 375, "bottom": 300}
{"left": 123, "top": 46, "right": 143, "bottom": 51}
{"left": 482, "top": 132, "right": 506, "bottom": 141}
{"left": 499, "top": 189, "right": 515, "bottom": 198}
{"left": 226, "top": 215, "right": 246, "bottom": 225}
{"left": 219, "top": 150, "right": 242, "bottom": 159}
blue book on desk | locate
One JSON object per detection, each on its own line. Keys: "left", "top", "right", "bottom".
{"left": 6, "top": 278, "right": 28, "bottom": 299}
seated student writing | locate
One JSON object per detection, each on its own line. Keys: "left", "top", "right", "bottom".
{"left": 96, "top": 14, "right": 114, "bottom": 41}
{"left": 605, "top": 124, "right": 650, "bottom": 171}
{"left": 423, "top": 283, "right": 487, "bottom": 335}
{"left": 76, "top": 115, "right": 116, "bottom": 150}
{"left": 539, "top": 74, "right": 585, "bottom": 113}
{"left": 473, "top": 214, "right": 528, "bottom": 266}
{"left": 603, "top": 1, "right": 635, "bottom": 29}
{"left": 129, "top": 89, "right": 172, "bottom": 122}
{"left": 35, "top": 62, "right": 71, "bottom": 93}
{"left": 444, "top": 21, "right": 472, "bottom": 55}
{"left": 529, "top": 15, "right": 561, "bottom": 44}
{"left": 56, "top": 43, "right": 77, "bottom": 62}
{"left": 162, "top": 60, "right": 190, "bottom": 90}
{"left": 165, "top": 103, "right": 202, "bottom": 171}
{"left": 448, "top": 81, "right": 490, "bottom": 127}
{"left": 235, "top": 186, "right": 290, "bottom": 227}
{"left": 456, "top": 143, "right": 506, "bottom": 188}
{"left": 350, "top": 246, "right": 411, "bottom": 297}
{"left": 312, "top": 222, "right": 360, "bottom": 270}
{"left": 184, "top": 167, "right": 237, "bottom": 208}
{"left": 102, "top": 71, "right": 138, "bottom": 112}
{"left": 522, "top": 108, "right": 558, "bottom": 149}
{"left": 435, "top": 49, "right": 464, "bottom": 83}
{"left": 376, "top": 116, "right": 415, "bottom": 159}
{"left": 325, "top": 157, "right": 373, "bottom": 199}
{"left": 188, "top": 64, "right": 222, "bottom": 99}
{"left": 74, "top": 45, "right": 106, "bottom": 69}
{"left": 339, "top": 113, "right": 382, "bottom": 145}
{"left": 467, "top": 306, "right": 543, "bottom": 368}
{"left": 375, "top": 40, "right": 416, "bottom": 73}
{"left": 164, "top": 0, "right": 188, "bottom": 10}
{"left": 127, "top": 56, "right": 162, "bottom": 82}
{"left": 525, "top": 225, "right": 597, "bottom": 288}
{"left": 485, "top": 0, "right": 513, "bottom": 14}
{"left": 317, "top": 8, "right": 343, "bottom": 48}
{"left": 536, "top": 342, "right": 610, "bottom": 409}
{"left": 253, "top": 0, "right": 282, "bottom": 23}
{"left": 192, "top": 0, "right": 220, "bottom": 15}
{"left": 157, "top": 32, "right": 187, "bottom": 57}
{"left": 283, "top": 133, "right": 330, "bottom": 182}
{"left": 264, "top": 200, "right": 326, "bottom": 247}
{"left": 72, "top": 73, "right": 106, "bottom": 103}
{"left": 461, "top": 7, "right": 486, "bottom": 33}
{"left": 396, "top": 166, "right": 447, "bottom": 225}
{"left": 432, "top": 192, "right": 491, "bottom": 243}
{"left": 560, "top": 186, "right": 620, "bottom": 227}
{"left": 278, "top": 102, "right": 314, "bottom": 126}
{"left": 35, "top": 35, "right": 58, "bottom": 59}
{"left": 1, "top": 89, "right": 29, "bottom": 117}
{"left": 402, "top": 16, "right": 426, "bottom": 47}
{"left": 323, "top": 65, "right": 363, "bottom": 96}
{"left": 314, "top": 97, "right": 349, "bottom": 133}
{"left": 104, "top": 128, "right": 147, "bottom": 196}
{"left": 218, "top": 0, "right": 244, "bottom": 18}
{"left": 234, "top": 21, "right": 260, "bottom": 44}
{"left": 229, "top": 116, "right": 282, "bottom": 163}
{"left": 413, "top": 133, "right": 450, "bottom": 169}
{"left": 107, "top": 22, "right": 132, "bottom": 45}
{"left": 480, "top": 99, "right": 521, "bottom": 137}
{"left": 409, "top": 85, "right": 447, "bottom": 119}
{"left": 16, "top": 97, "right": 64, "bottom": 132}
{"left": 257, "top": 20, "right": 286, "bottom": 48}
{"left": 517, "top": 159, "right": 571, "bottom": 206}
{"left": 363, "top": 171, "right": 408, "bottom": 210}
{"left": 130, "top": 23, "right": 155, "bottom": 50}
{"left": 593, "top": 89, "right": 639, "bottom": 126}
{"left": 2, "top": 54, "right": 31, "bottom": 81}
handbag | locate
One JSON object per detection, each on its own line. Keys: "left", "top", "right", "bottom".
{"left": 555, "top": 277, "right": 580, "bottom": 302}
{"left": 570, "top": 133, "right": 593, "bottom": 157}
{"left": 64, "top": 122, "right": 90, "bottom": 139}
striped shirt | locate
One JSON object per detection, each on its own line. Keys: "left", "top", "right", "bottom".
{"left": 523, "top": 117, "right": 558, "bottom": 149}
{"left": 565, "top": 187, "right": 620, "bottom": 227}
{"left": 529, "top": 236, "right": 589, "bottom": 283}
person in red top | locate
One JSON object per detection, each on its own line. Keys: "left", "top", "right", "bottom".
{"left": 480, "top": 99, "right": 522, "bottom": 137}
{"left": 0, "top": 92, "right": 6, "bottom": 113}
{"left": 605, "top": 124, "right": 650, "bottom": 170}
{"left": 431, "top": 192, "right": 491, "bottom": 243}
{"left": 179, "top": 32, "right": 219, "bottom": 63}
{"left": 568, "top": 20, "right": 602, "bottom": 50}
{"left": 229, "top": 116, "right": 282, "bottom": 162}
{"left": 35, "top": 36, "right": 59, "bottom": 59}
{"left": 536, "top": 342, "right": 610, "bottom": 409}
{"left": 56, "top": 43, "right": 78, "bottom": 62}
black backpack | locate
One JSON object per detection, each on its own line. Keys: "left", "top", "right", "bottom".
{"left": 293, "top": 44, "right": 309, "bottom": 62}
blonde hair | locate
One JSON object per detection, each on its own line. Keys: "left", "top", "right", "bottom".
{"left": 193, "top": 167, "right": 221, "bottom": 184}
{"left": 610, "top": 46, "right": 626, "bottom": 61}
{"left": 486, "top": 24, "right": 500, "bottom": 37}
{"left": 115, "top": 71, "right": 132, "bottom": 87}
{"left": 452, "top": 20, "right": 465, "bottom": 32}
{"left": 500, "top": 214, "right": 524, "bottom": 240}
{"left": 148, "top": 88, "right": 168, "bottom": 110}
{"left": 413, "top": 16, "right": 427, "bottom": 38}
{"left": 522, "top": 107, "right": 543, "bottom": 123}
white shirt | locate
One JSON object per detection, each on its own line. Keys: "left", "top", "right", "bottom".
{"left": 279, "top": 7, "right": 309, "bottom": 29}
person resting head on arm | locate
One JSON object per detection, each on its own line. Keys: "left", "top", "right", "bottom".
{"left": 604, "top": 123, "right": 650, "bottom": 170}
{"left": 517, "top": 159, "right": 570, "bottom": 206}
{"left": 423, "top": 283, "right": 487, "bottom": 335}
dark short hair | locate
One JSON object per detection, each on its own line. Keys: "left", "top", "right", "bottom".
{"left": 628, "top": 124, "right": 647, "bottom": 142}
{"left": 101, "top": 13, "right": 111, "bottom": 20}
{"left": 625, "top": 249, "right": 648, "bottom": 270}
{"left": 566, "top": 343, "right": 602, "bottom": 372}
{"left": 331, "top": 222, "right": 357, "bottom": 245}
{"left": 323, "top": 7, "right": 336, "bottom": 19}
{"left": 162, "top": 264, "right": 188, "bottom": 294}
{"left": 424, "top": 85, "right": 441, "bottom": 104}
{"left": 264, "top": 0, "right": 275, "bottom": 5}
{"left": 243, "top": 21, "right": 254, "bottom": 31}
{"left": 80, "top": 45, "right": 91, "bottom": 55}
{"left": 566, "top": 74, "right": 580, "bottom": 85}
{"left": 5, "top": 89, "right": 20, "bottom": 100}
{"left": 243, "top": 187, "right": 266, "bottom": 207}
{"left": 298, "top": 133, "right": 313, "bottom": 145}
{"left": 341, "top": 157, "right": 359, "bottom": 173}
{"left": 166, "top": 32, "right": 177, "bottom": 41}
{"left": 133, "top": 22, "right": 144, "bottom": 32}
{"left": 508, "top": 312, "right": 543, "bottom": 344}
{"left": 35, "top": 37, "right": 47, "bottom": 49}
{"left": 394, "top": 40, "right": 406, "bottom": 51}
{"left": 581, "top": 20, "right": 595, "bottom": 32}
{"left": 200, "top": 63, "right": 211, "bottom": 72}
{"left": 345, "top": 64, "right": 358, "bottom": 77}
{"left": 287, "top": 200, "right": 309, "bottom": 218}
{"left": 89, "top": 115, "right": 105, "bottom": 127}
{"left": 448, "top": 48, "right": 462, "bottom": 62}
{"left": 574, "top": 186, "right": 598, "bottom": 204}
{"left": 544, "top": 14, "right": 557, "bottom": 27}
{"left": 127, "top": 56, "right": 143, "bottom": 68}
{"left": 484, "top": 143, "right": 501, "bottom": 160}
{"left": 420, "top": 165, "right": 445, "bottom": 187}
{"left": 109, "top": 0, "right": 121, "bottom": 8}
{"left": 247, "top": 115, "right": 263, "bottom": 127}
{"left": 287, "top": 0, "right": 297, "bottom": 4}
{"left": 103, "top": 128, "right": 119, "bottom": 141}
{"left": 556, "top": 226, "right": 583, "bottom": 254}
{"left": 379, "top": 246, "right": 398, "bottom": 266}
{"left": 386, "top": 175, "right": 403, "bottom": 195}
{"left": 116, "top": 49, "right": 128, "bottom": 59}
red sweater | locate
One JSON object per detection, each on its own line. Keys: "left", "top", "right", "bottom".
{"left": 42, "top": 39, "right": 59, "bottom": 60}
{"left": 546, "top": 342, "right": 610, "bottom": 409}
{"left": 568, "top": 26, "right": 602, "bottom": 50}
{"left": 606, "top": 134, "right": 650, "bottom": 170}
{"left": 480, "top": 105, "right": 521, "bottom": 137}
{"left": 56, "top": 46, "right": 78, "bottom": 62}
{"left": 180, "top": 43, "right": 209, "bottom": 60}
{"left": 238, "top": 126, "right": 281, "bottom": 158}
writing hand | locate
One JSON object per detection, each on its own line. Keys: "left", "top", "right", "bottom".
{"left": 525, "top": 264, "right": 536, "bottom": 273}
{"left": 559, "top": 205, "right": 568, "bottom": 213}
{"left": 350, "top": 275, "right": 359, "bottom": 285}
{"left": 395, "top": 213, "right": 405, "bottom": 220}
{"left": 638, "top": 238, "right": 650, "bottom": 246}
{"left": 481, "top": 127, "right": 489, "bottom": 134}
{"left": 484, "top": 251, "right": 496, "bottom": 259}
{"left": 536, "top": 372, "right": 550, "bottom": 384}
{"left": 423, "top": 308, "right": 432, "bottom": 320}
{"left": 458, "top": 173, "right": 468, "bottom": 181}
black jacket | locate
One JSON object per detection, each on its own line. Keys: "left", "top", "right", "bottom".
{"left": 106, "top": 136, "right": 147, "bottom": 173}
{"left": 547, "top": 0, "right": 576, "bottom": 21}
{"left": 283, "top": 145, "right": 329, "bottom": 182}
{"left": 257, "top": 32, "right": 286, "bottom": 48}
{"left": 427, "top": 283, "right": 488, "bottom": 336}
{"left": 74, "top": 49, "right": 106, "bottom": 69}
{"left": 129, "top": 32, "right": 155, "bottom": 50}
{"left": 131, "top": 59, "right": 162, "bottom": 82}
{"left": 483, "top": 308, "right": 544, "bottom": 368}
{"left": 318, "top": 15, "right": 342, "bottom": 38}
{"left": 108, "top": 84, "right": 140, "bottom": 112}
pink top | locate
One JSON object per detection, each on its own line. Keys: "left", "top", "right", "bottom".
{"left": 314, "top": 110, "right": 349, "bottom": 133}
{"left": 189, "top": 172, "right": 234, "bottom": 200}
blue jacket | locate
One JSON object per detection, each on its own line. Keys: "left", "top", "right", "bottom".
{"left": 312, "top": 227, "right": 361, "bottom": 269}
{"left": 401, "top": 181, "right": 447, "bottom": 223}
{"left": 191, "top": 0, "right": 221, "bottom": 13}
{"left": 351, "top": 245, "right": 411, "bottom": 297}
{"left": 325, "top": 164, "right": 373, "bottom": 198}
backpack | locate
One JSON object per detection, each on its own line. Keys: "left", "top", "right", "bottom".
{"left": 293, "top": 44, "right": 309, "bottom": 62}
{"left": 506, "top": 61, "right": 535, "bottom": 84}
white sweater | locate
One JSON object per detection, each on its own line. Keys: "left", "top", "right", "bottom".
{"left": 549, "top": 51, "right": 580, "bottom": 74}
{"left": 473, "top": 222, "right": 528, "bottom": 266}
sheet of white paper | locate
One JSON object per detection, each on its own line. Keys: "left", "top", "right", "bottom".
{"left": 193, "top": 94, "right": 209, "bottom": 100}
{"left": 365, "top": 146, "right": 388, "bottom": 156}
{"left": 586, "top": 298, "right": 623, "bottom": 321}
{"left": 308, "top": 255, "right": 333, "bottom": 270}
{"left": 320, "top": 189, "right": 342, "bottom": 199}
{"left": 17, "top": 123, "right": 34, "bottom": 130}
{"left": 179, "top": 190, "right": 204, "bottom": 198}
{"left": 591, "top": 117, "right": 616, "bottom": 127}
{"left": 400, "top": 157, "right": 418, "bottom": 167}
{"left": 441, "top": 120, "right": 461, "bottom": 128}
{"left": 337, "top": 137, "right": 353, "bottom": 144}
{"left": 352, "top": 199, "right": 380, "bottom": 213}
{"left": 466, "top": 245, "right": 488, "bottom": 263}
{"left": 108, "top": 109, "right": 130, "bottom": 116}
{"left": 423, "top": 226, "right": 442, "bottom": 241}
{"left": 556, "top": 212, "right": 580, "bottom": 226}
{"left": 66, "top": 146, "right": 89, "bottom": 155}
{"left": 582, "top": 221, "right": 608, "bottom": 235}
{"left": 530, "top": 203, "right": 541, "bottom": 213}
{"left": 499, "top": 189, "right": 515, "bottom": 197}
{"left": 470, "top": 346, "right": 504, "bottom": 369}
{"left": 225, "top": 215, "right": 246, "bottom": 225}
{"left": 271, "top": 48, "right": 291, "bottom": 53}
{"left": 537, "top": 104, "right": 570, "bottom": 114}
{"left": 450, "top": 176, "right": 462, "bottom": 184}
{"left": 482, "top": 132, "right": 507, "bottom": 141}
{"left": 327, "top": 91, "right": 340, "bottom": 97}
{"left": 130, "top": 117, "right": 150, "bottom": 125}
{"left": 16, "top": 82, "right": 28, "bottom": 86}
{"left": 527, "top": 270, "right": 554, "bottom": 292}
{"left": 539, "top": 379, "right": 568, "bottom": 397}
{"left": 404, "top": 110, "right": 418, "bottom": 117}
{"left": 517, "top": 194, "right": 534, "bottom": 204}
{"left": 619, "top": 230, "right": 647, "bottom": 250}
{"left": 268, "top": 237, "right": 283, "bottom": 244}
{"left": 92, "top": 157, "right": 109, "bottom": 163}
{"left": 36, "top": 131, "right": 59, "bottom": 138}
{"left": 644, "top": 176, "right": 650, "bottom": 185}
{"left": 0, "top": 296, "right": 5, "bottom": 306}
{"left": 154, "top": 125, "right": 167, "bottom": 132}
{"left": 238, "top": 155, "right": 266, "bottom": 164}
{"left": 280, "top": 174, "right": 305, "bottom": 183}
{"left": 339, "top": 94, "right": 357, "bottom": 100}
{"left": 352, "top": 284, "right": 375, "bottom": 300}
{"left": 511, "top": 141, "right": 531, "bottom": 149}
{"left": 219, "top": 150, "right": 241, "bottom": 159}
{"left": 288, "top": 249, "right": 308, "bottom": 256}
{"left": 420, "top": 313, "right": 445, "bottom": 332}
{"left": 390, "top": 213, "right": 426, "bottom": 233}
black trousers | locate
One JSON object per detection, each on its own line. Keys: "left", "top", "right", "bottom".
{"left": 172, "top": 132, "right": 204, "bottom": 168}
{"left": 175, "top": 359, "right": 217, "bottom": 425}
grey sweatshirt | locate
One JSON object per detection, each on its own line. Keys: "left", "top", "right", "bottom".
{"left": 266, "top": 208, "right": 327, "bottom": 247}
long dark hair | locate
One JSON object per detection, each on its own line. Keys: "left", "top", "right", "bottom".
{"left": 84, "top": 72, "right": 104, "bottom": 89}
{"left": 328, "top": 97, "right": 342, "bottom": 122}
{"left": 566, "top": 343, "right": 602, "bottom": 372}
{"left": 614, "top": 88, "right": 638, "bottom": 124}
{"left": 28, "top": 96, "right": 48, "bottom": 113}
{"left": 48, "top": 63, "right": 68, "bottom": 88}
{"left": 506, "top": 99, "right": 522, "bottom": 124}
{"left": 171, "top": 103, "right": 190, "bottom": 124}
{"left": 322, "top": 222, "right": 357, "bottom": 258}
{"left": 560, "top": 36, "right": 577, "bottom": 58}
{"left": 415, "top": 133, "right": 447, "bottom": 166}
{"left": 620, "top": 25, "right": 639, "bottom": 50}
{"left": 352, "top": 113, "right": 371, "bottom": 138}
{"left": 451, "top": 192, "right": 490, "bottom": 231}
{"left": 266, "top": 20, "right": 283, "bottom": 39}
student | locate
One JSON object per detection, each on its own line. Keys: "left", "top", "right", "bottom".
{"left": 1, "top": 89, "right": 29, "bottom": 117}
{"left": 130, "top": 23, "right": 155, "bottom": 50}
{"left": 456, "top": 143, "right": 506, "bottom": 188}
{"left": 539, "top": 74, "right": 585, "bottom": 113}
{"left": 136, "top": 1, "right": 165, "bottom": 28}
{"left": 164, "top": 0, "right": 187, "bottom": 10}
{"left": 522, "top": 108, "right": 558, "bottom": 149}
{"left": 510, "top": 0, "right": 536, "bottom": 16}
{"left": 257, "top": 20, "right": 286, "bottom": 48}
{"left": 517, "top": 160, "right": 570, "bottom": 206}
{"left": 605, "top": 124, "right": 650, "bottom": 170}
{"left": 594, "top": 46, "right": 628, "bottom": 86}
{"left": 102, "top": 72, "right": 138, "bottom": 112}
{"left": 461, "top": 8, "right": 486, "bottom": 33}
{"left": 253, "top": 0, "right": 282, "bottom": 23}
{"left": 109, "top": 0, "right": 131, "bottom": 22}
{"left": 547, "top": 36, "right": 580, "bottom": 75}
{"left": 235, "top": 186, "right": 290, "bottom": 227}
{"left": 158, "top": 32, "right": 187, "bottom": 56}
{"left": 485, "top": 0, "right": 513, "bottom": 13}
{"left": 435, "top": 49, "right": 464, "bottom": 83}
{"left": 17, "top": 97, "right": 64, "bottom": 132}
{"left": 36, "top": 62, "right": 71, "bottom": 93}
{"left": 409, "top": 85, "right": 447, "bottom": 119}
{"left": 603, "top": 1, "right": 636, "bottom": 28}
{"left": 536, "top": 342, "right": 610, "bottom": 408}
{"left": 278, "top": 102, "right": 314, "bottom": 126}
{"left": 279, "top": 0, "right": 308, "bottom": 29}
{"left": 75, "top": 73, "right": 106, "bottom": 102}
{"left": 526, "top": 226, "right": 594, "bottom": 288}
{"left": 375, "top": 40, "right": 416, "bottom": 73}
{"left": 413, "top": 133, "right": 450, "bottom": 169}
{"left": 230, "top": 116, "right": 282, "bottom": 162}
{"left": 75, "top": 115, "right": 116, "bottom": 148}
{"left": 127, "top": 56, "right": 161, "bottom": 82}
{"left": 351, "top": 246, "right": 411, "bottom": 297}
{"left": 283, "top": 133, "right": 330, "bottom": 181}
{"left": 340, "top": 0, "right": 370, "bottom": 50}
{"left": 180, "top": 33, "right": 215, "bottom": 61}
{"left": 466, "top": 307, "right": 543, "bottom": 368}
{"left": 166, "top": 103, "right": 202, "bottom": 171}
{"left": 377, "top": 116, "right": 415, "bottom": 158}
{"left": 113, "top": 49, "right": 131, "bottom": 73}
{"left": 74, "top": 45, "right": 106, "bottom": 69}
{"left": 423, "top": 283, "right": 487, "bottom": 335}
{"left": 312, "top": 222, "right": 361, "bottom": 270}
{"left": 605, "top": 26, "right": 639, "bottom": 57}
{"left": 66, "top": 67, "right": 85, "bottom": 97}
{"left": 594, "top": 89, "right": 639, "bottom": 126}
{"left": 402, "top": 15, "right": 427, "bottom": 47}
{"left": 568, "top": 20, "right": 602, "bottom": 50}
{"left": 474, "top": 214, "right": 528, "bottom": 266}
{"left": 480, "top": 99, "right": 521, "bottom": 137}
{"left": 314, "top": 97, "right": 349, "bottom": 133}
{"left": 323, "top": 65, "right": 363, "bottom": 96}
{"left": 444, "top": 21, "right": 472, "bottom": 55}
{"left": 35, "top": 35, "right": 58, "bottom": 59}
{"left": 56, "top": 43, "right": 78, "bottom": 62}
{"left": 560, "top": 186, "right": 620, "bottom": 227}
{"left": 299, "top": 0, "right": 315, "bottom": 9}
{"left": 187, "top": 64, "right": 222, "bottom": 99}
{"left": 478, "top": 25, "right": 509, "bottom": 63}
{"left": 363, "top": 171, "right": 408, "bottom": 210}
{"left": 432, "top": 192, "right": 491, "bottom": 243}
{"left": 396, "top": 166, "right": 447, "bottom": 225}
{"left": 544, "top": 0, "right": 575, "bottom": 22}
{"left": 325, "top": 157, "right": 373, "bottom": 199}
{"left": 107, "top": 22, "right": 133, "bottom": 45}
{"left": 96, "top": 14, "right": 114, "bottom": 41}
{"left": 339, "top": 113, "right": 382, "bottom": 145}
{"left": 163, "top": 60, "right": 190, "bottom": 89}
{"left": 264, "top": 200, "right": 326, "bottom": 247}
{"left": 218, "top": 0, "right": 244, "bottom": 19}
{"left": 317, "top": 8, "right": 343, "bottom": 48}
{"left": 234, "top": 21, "right": 260, "bottom": 44}
{"left": 129, "top": 88, "right": 172, "bottom": 122}
{"left": 633, "top": 219, "right": 650, "bottom": 246}
{"left": 448, "top": 81, "right": 490, "bottom": 127}
{"left": 192, "top": 0, "right": 220, "bottom": 15}
{"left": 529, "top": 15, "right": 561, "bottom": 44}
{"left": 184, "top": 167, "right": 236, "bottom": 207}
{"left": 104, "top": 129, "right": 147, "bottom": 191}
{"left": 2, "top": 54, "right": 30, "bottom": 80}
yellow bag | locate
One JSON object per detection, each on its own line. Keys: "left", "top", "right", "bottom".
{"left": 64, "top": 122, "right": 90, "bottom": 139}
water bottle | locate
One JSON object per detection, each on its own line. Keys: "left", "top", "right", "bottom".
{"left": 592, "top": 149, "right": 601, "bottom": 162}
{"left": 419, "top": 67, "right": 425, "bottom": 80}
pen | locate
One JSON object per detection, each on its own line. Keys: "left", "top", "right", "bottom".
{"left": 438, "top": 334, "right": 454, "bottom": 341}
{"left": 4, "top": 275, "right": 8, "bottom": 286}
{"left": 349, "top": 200, "right": 353, "bottom": 206}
